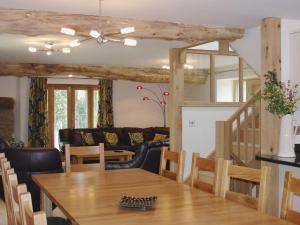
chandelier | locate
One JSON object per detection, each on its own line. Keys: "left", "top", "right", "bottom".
{"left": 28, "top": 42, "right": 71, "bottom": 56}
{"left": 61, "top": 0, "right": 137, "bottom": 48}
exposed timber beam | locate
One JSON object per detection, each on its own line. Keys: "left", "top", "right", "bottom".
{"left": 0, "top": 9, "right": 244, "bottom": 44}
{"left": 0, "top": 63, "right": 209, "bottom": 83}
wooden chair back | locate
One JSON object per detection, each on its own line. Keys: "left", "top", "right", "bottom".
{"left": 281, "top": 171, "right": 300, "bottom": 224}
{"left": 219, "top": 159, "right": 271, "bottom": 213}
{"left": 19, "top": 192, "right": 47, "bottom": 225}
{"left": 1, "top": 156, "right": 15, "bottom": 225}
{"left": 159, "top": 147, "right": 185, "bottom": 183}
{"left": 7, "top": 172, "right": 27, "bottom": 225}
{"left": 65, "top": 143, "right": 105, "bottom": 173}
{"left": 190, "top": 153, "right": 217, "bottom": 193}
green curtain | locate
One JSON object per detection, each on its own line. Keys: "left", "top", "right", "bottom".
{"left": 97, "top": 79, "right": 114, "bottom": 128}
{"left": 28, "top": 77, "right": 48, "bottom": 147}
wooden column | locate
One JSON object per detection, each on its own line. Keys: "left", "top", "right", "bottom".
{"left": 261, "top": 17, "right": 281, "bottom": 216}
{"left": 239, "top": 58, "right": 244, "bottom": 102}
{"left": 210, "top": 55, "right": 216, "bottom": 102}
{"left": 169, "top": 48, "right": 186, "bottom": 151}
{"left": 219, "top": 40, "right": 229, "bottom": 54}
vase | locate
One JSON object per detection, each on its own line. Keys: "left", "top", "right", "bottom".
{"left": 278, "top": 114, "right": 296, "bottom": 158}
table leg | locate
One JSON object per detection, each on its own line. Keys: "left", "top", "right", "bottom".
{"left": 40, "top": 191, "right": 53, "bottom": 217}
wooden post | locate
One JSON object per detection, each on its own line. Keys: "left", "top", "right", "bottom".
{"left": 169, "top": 48, "right": 186, "bottom": 151}
{"left": 261, "top": 17, "right": 281, "bottom": 216}
{"left": 210, "top": 55, "right": 216, "bottom": 102}
{"left": 215, "top": 121, "right": 231, "bottom": 159}
{"left": 219, "top": 40, "right": 229, "bottom": 54}
{"left": 239, "top": 57, "right": 244, "bottom": 102}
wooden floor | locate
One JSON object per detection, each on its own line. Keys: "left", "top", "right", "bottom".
{"left": 0, "top": 200, "right": 7, "bottom": 225}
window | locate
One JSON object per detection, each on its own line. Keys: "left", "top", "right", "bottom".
{"left": 48, "top": 84, "right": 99, "bottom": 148}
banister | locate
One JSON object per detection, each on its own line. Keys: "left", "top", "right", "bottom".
{"left": 227, "top": 88, "right": 261, "bottom": 124}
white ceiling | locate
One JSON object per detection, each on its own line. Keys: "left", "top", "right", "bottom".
{"left": 1, "top": 0, "right": 300, "bottom": 68}
{"left": 1, "top": 0, "right": 300, "bottom": 28}
{"left": 0, "top": 34, "right": 186, "bottom": 68}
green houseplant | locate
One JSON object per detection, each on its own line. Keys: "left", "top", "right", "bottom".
{"left": 257, "top": 70, "right": 298, "bottom": 157}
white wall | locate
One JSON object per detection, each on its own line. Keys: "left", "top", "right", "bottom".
{"left": 231, "top": 26, "right": 261, "bottom": 74}
{"left": 0, "top": 76, "right": 30, "bottom": 143}
{"left": 113, "top": 80, "right": 168, "bottom": 127}
{"left": 182, "top": 106, "right": 239, "bottom": 178}
{"left": 281, "top": 19, "right": 300, "bottom": 122}
{"left": 0, "top": 77, "right": 168, "bottom": 145}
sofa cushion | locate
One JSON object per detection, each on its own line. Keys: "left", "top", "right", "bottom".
{"left": 128, "top": 132, "right": 144, "bottom": 146}
{"left": 81, "top": 132, "right": 96, "bottom": 146}
{"left": 93, "top": 132, "right": 106, "bottom": 144}
{"left": 122, "top": 128, "right": 144, "bottom": 146}
{"left": 70, "top": 131, "right": 84, "bottom": 146}
{"left": 153, "top": 133, "right": 168, "bottom": 141}
{"left": 104, "top": 132, "right": 119, "bottom": 145}
{"left": 143, "top": 127, "right": 155, "bottom": 142}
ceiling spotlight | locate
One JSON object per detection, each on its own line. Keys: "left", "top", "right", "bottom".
{"left": 120, "top": 27, "right": 135, "bottom": 34}
{"left": 44, "top": 42, "right": 53, "bottom": 49}
{"left": 89, "top": 30, "right": 101, "bottom": 38}
{"left": 124, "top": 38, "right": 137, "bottom": 47}
{"left": 68, "top": 74, "right": 73, "bottom": 77}
{"left": 162, "top": 65, "right": 170, "bottom": 70}
{"left": 69, "top": 39, "right": 80, "bottom": 47}
{"left": 46, "top": 51, "right": 53, "bottom": 56}
{"left": 61, "top": 27, "right": 75, "bottom": 36}
{"left": 62, "top": 48, "right": 71, "bottom": 54}
{"left": 184, "top": 64, "right": 194, "bottom": 69}
{"left": 28, "top": 47, "right": 37, "bottom": 53}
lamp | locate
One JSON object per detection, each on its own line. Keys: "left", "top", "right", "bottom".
{"left": 136, "top": 85, "right": 169, "bottom": 127}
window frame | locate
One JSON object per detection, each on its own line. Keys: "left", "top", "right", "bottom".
{"left": 47, "top": 84, "right": 99, "bottom": 148}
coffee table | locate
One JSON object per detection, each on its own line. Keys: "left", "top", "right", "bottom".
{"left": 75, "top": 150, "right": 134, "bottom": 164}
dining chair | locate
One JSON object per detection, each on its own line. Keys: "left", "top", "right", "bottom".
{"left": 7, "top": 172, "right": 27, "bottom": 225}
{"left": 159, "top": 147, "right": 185, "bottom": 183}
{"left": 1, "top": 156, "right": 15, "bottom": 225}
{"left": 190, "top": 153, "right": 220, "bottom": 194}
{"left": 19, "top": 191, "right": 47, "bottom": 225}
{"left": 280, "top": 171, "right": 300, "bottom": 224}
{"left": 65, "top": 143, "right": 105, "bottom": 173}
{"left": 219, "top": 159, "right": 271, "bottom": 213}
{"left": 7, "top": 170, "right": 69, "bottom": 225}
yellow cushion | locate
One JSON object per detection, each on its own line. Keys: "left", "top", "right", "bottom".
{"left": 128, "top": 132, "right": 144, "bottom": 146}
{"left": 153, "top": 133, "right": 168, "bottom": 141}
{"left": 104, "top": 132, "right": 118, "bottom": 145}
{"left": 81, "top": 132, "right": 95, "bottom": 146}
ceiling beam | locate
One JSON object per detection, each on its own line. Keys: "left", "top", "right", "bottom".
{"left": 0, "top": 8, "right": 244, "bottom": 43}
{"left": 0, "top": 63, "right": 209, "bottom": 83}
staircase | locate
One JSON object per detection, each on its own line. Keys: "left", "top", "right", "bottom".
{"left": 215, "top": 88, "right": 261, "bottom": 194}
{"left": 216, "top": 88, "right": 261, "bottom": 167}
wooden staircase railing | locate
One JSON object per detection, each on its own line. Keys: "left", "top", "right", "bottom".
{"left": 215, "top": 88, "right": 261, "bottom": 167}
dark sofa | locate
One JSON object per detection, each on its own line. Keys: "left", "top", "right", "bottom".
{"left": 106, "top": 140, "right": 169, "bottom": 174}
{"left": 0, "top": 147, "right": 63, "bottom": 211}
{"left": 59, "top": 127, "right": 169, "bottom": 152}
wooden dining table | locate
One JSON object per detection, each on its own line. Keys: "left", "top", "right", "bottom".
{"left": 32, "top": 169, "right": 293, "bottom": 225}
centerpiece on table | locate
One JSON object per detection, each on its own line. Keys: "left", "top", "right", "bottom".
{"left": 257, "top": 70, "right": 298, "bottom": 157}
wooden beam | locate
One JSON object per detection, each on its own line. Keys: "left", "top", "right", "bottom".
{"left": 0, "top": 63, "right": 208, "bottom": 84}
{"left": 186, "top": 49, "right": 238, "bottom": 56}
{"left": 0, "top": 8, "right": 244, "bottom": 44}
{"left": 169, "top": 48, "right": 185, "bottom": 151}
{"left": 210, "top": 55, "right": 216, "bottom": 102}
{"left": 261, "top": 17, "right": 281, "bottom": 216}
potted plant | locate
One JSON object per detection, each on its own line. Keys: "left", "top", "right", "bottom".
{"left": 257, "top": 70, "right": 298, "bottom": 157}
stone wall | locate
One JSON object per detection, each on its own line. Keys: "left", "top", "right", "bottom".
{"left": 0, "top": 97, "right": 14, "bottom": 140}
